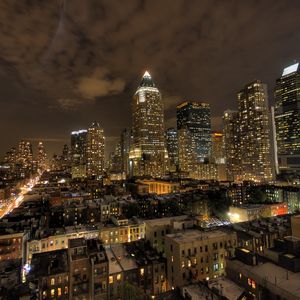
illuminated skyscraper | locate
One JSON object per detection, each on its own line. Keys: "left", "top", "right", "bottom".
{"left": 275, "top": 63, "right": 300, "bottom": 174}
{"left": 210, "top": 131, "right": 225, "bottom": 164}
{"left": 178, "top": 128, "right": 196, "bottom": 175}
{"left": 166, "top": 128, "right": 178, "bottom": 172}
{"left": 18, "top": 140, "right": 33, "bottom": 169}
{"left": 120, "top": 128, "right": 133, "bottom": 176}
{"left": 37, "top": 141, "right": 47, "bottom": 172}
{"left": 223, "top": 110, "right": 241, "bottom": 181}
{"left": 130, "top": 71, "right": 168, "bottom": 178}
{"left": 177, "top": 101, "right": 211, "bottom": 162}
{"left": 71, "top": 129, "right": 87, "bottom": 166}
{"left": 86, "top": 122, "right": 105, "bottom": 178}
{"left": 237, "top": 80, "right": 273, "bottom": 182}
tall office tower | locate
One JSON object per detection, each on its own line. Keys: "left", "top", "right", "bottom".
{"left": 61, "top": 144, "right": 71, "bottom": 170}
{"left": 108, "top": 142, "right": 123, "bottom": 174}
{"left": 4, "top": 147, "right": 17, "bottom": 165}
{"left": 178, "top": 128, "right": 197, "bottom": 175}
{"left": 86, "top": 122, "right": 105, "bottom": 178}
{"left": 17, "top": 140, "right": 33, "bottom": 169}
{"left": 274, "top": 63, "right": 300, "bottom": 175}
{"left": 71, "top": 130, "right": 87, "bottom": 178}
{"left": 211, "top": 131, "right": 225, "bottom": 164}
{"left": 177, "top": 101, "right": 211, "bottom": 163}
{"left": 237, "top": 80, "right": 273, "bottom": 182}
{"left": 71, "top": 129, "right": 87, "bottom": 165}
{"left": 166, "top": 128, "right": 179, "bottom": 172}
{"left": 120, "top": 128, "right": 133, "bottom": 176}
{"left": 223, "top": 110, "right": 241, "bottom": 181}
{"left": 37, "top": 141, "right": 47, "bottom": 172}
{"left": 130, "top": 71, "right": 168, "bottom": 178}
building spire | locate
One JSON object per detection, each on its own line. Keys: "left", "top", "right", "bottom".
{"left": 139, "top": 70, "right": 155, "bottom": 88}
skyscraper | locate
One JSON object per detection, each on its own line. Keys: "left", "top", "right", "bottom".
{"left": 129, "top": 71, "right": 168, "bottom": 178}
{"left": 210, "top": 131, "right": 225, "bottom": 164}
{"left": 166, "top": 128, "right": 178, "bottom": 172}
{"left": 274, "top": 62, "right": 300, "bottom": 174}
{"left": 18, "top": 140, "right": 33, "bottom": 169}
{"left": 71, "top": 129, "right": 87, "bottom": 166}
{"left": 71, "top": 129, "right": 87, "bottom": 178}
{"left": 223, "top": 110, "right": 241, "bottom": 181}
{"left": 177, "top": 101, "right": 211, "bottom": 163}
{"left": 86, "top": 122, "right": 105, "bottom": 178}
{"left": 37, "top": 141, "right": 47, "bottom": 172}
{"left": 178, "top": 128, "right": 196, "bottom": 175}
{"left": 237, "top": 80, "right": 273, "bottom": 182}
{"left": 120, "top": 128, "right": 133, "bottom": 176}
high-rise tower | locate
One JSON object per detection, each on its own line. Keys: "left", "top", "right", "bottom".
{"left": 86, "top": 122, "right": 105, "bottom": 178}
{"left": 177, "top": 101, "right": 211, "bottom": 162}
{"left": 237, "top": 80, "right": 273, "bottom": 182}
{"left": 166, "top": 128, "right": 179, "bottom": 172}
{"left": 275, "top": 63, "right": 300, "bottom": 174}
{"left": 130, "top": 71, "right": 168, "bottom": 178}
{"left": 37, "top": 141, "right": 47, "bottom": 172}
{"left": 223, "top": 110, "right": 241, "bottom": 181}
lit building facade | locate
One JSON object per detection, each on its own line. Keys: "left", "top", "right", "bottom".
{"left": 178, "top": 128, "right": 196, "bottom": 175}
{"left": 223, "top": 110, "right": 241, "bottom": 181}
{"left": 166, "top": 128, "right": 179, "bottom": 172}
{"left": 71, "top": 129, "right": 87, "bottom": 166}
{"left": 86, "top": 122, "right": 105, "bottom": 178}
{"left": 120, "top": 128, "right": 133, "bottom": 176}
{"left": 210, "top": 132, "right": 225, "bottom": 164}
{"left": 37, "top": 142, "right": 47, "bottom": 172}
{"left": 274, "top": 63, "right": 300, "bottom": 174}
{"left": 177, "top": 101, "right": 211, "bottom": 163}
{"left": 237, "top": 81, "right": 273, "bottom": 182}
{"left": 18, "top": 140, "right": 33, "bottom": 169}
{"left": 130, "top": 71, "right": 168, "bottom": 178}
{"left": 165, "top": 229, "right": 236, "bottom": 288}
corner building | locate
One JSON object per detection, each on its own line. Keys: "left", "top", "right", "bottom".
{"left": 130, "top": 71, "right": 168, "bottom": 178}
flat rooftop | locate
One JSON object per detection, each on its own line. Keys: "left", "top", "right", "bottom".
{"left": 144, "top": 215, "right": 188, "bottom": 227}
{"left": 166, "top": 229, "right": 233, "bottom": 244}
{"left": 105, "top": 247, "right": 122, "bottom": 275}
{"left": 228, "top": 259, "right": 300, "bottom": 299}
{"left": 110, "top": 244, "right": 137, "bottom": 272}
{"left": 208, "top": 277, "right": 245, "bottom": 300}
{"left": 31, "top": 249, "right": 68, "bottom": 277}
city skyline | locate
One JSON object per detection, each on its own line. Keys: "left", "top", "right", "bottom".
{"left": 1, "top": 1, "right": 300, "bottom": 157}
{"left": 1, "top": 3, "right": 300, "bottom": 299}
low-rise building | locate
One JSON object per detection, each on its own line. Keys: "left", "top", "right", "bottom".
{"left": 229, "top": 203, "right": 288, "bottom": 223}
{"left": 165, "top": 229, "right": 237, "bottom": 289}
{"left": 226, "top": 247, "right": 300, "bottom": 300}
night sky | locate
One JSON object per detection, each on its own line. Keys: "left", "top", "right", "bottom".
{"left": 1, "top": 0, "right": 300, "bottom": 158}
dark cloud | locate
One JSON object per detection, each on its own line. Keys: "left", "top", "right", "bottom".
{"left": 1, "top": 0, "right": 300, "bottom": 156}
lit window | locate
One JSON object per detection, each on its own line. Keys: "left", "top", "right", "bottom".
{"left": 140, "top": 268, "right": 144, "bottom": 276}
{"left": 58, "top": 288, "right": 62, "bottom": 296}
{"left": 117, "top": 273, "right": 122, "bottom": 281}
{"left": 42, "top": 291, "right": 47, "bottom": 299}
{"left": 50, "top": 278, "right": 55, "bottom": 285}
{"left": 109, "top": 276, "right": 114, "bottom": 284}
{"left": 51, "top": 289, "right": 55, "bottom": 298}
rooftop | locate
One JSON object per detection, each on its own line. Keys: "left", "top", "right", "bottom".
{"left": 31, "top": 249, "right": 68, "bottom": 277}
{"left": 208, "top": 276, "right": 245, "bottom": 300}
{"left": 166, "top": 229, "right": 233, "bottom": 244}
{"left": 228, "top": 259, "right": 300, "bottom": 299}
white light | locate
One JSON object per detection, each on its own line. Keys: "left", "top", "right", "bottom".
{"left": 282, "top": 63, "right": 299, "bottom": 76}
{"left": 143, "top": 71, "right": 151, "bottom": 78}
